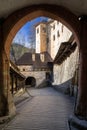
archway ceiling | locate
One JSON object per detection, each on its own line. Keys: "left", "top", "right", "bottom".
{"left": 0, "top": 0, "right": 87, "bottom": 18}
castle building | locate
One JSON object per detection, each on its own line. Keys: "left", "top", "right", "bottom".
{"left": 16, "top": 52, "right": 53, "bottom": 87}
{"left": 16, "top": 19, "right": 74, "bottom": 89}
{"left": 35, "top": 19, "right": 79, "bottom": 96}
{"left": 49, "top": 20, "right": 72, "bottom": 59}
{"left": 35, "top": 20, "right": 72, "bottom": 59}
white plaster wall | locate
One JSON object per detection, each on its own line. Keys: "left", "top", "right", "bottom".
{"left": 50, "top": 20, "right": 72, "bottom": 59}
{"left": 36, "top": 25, "right": 41, "bottom": 53}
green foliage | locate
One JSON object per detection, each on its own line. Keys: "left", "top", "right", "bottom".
{"left": 10, "top": 43, "right": 35, "bottom": 62}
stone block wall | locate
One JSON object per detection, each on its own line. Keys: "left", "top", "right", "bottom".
{"left": 20, "top": 70, "right": 46, "bottom": 87}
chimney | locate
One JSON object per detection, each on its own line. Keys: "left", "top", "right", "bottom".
{"left": 32, "top": 53, "right": 35, "bottom": 61}
{"left": 40, "top": 53, "right": 44, "bottom": 62}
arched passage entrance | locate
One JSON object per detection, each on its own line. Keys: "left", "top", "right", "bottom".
{"left": 0, "top": 4, "right": 87, "bottom": 123}
{"left": 25, "top": 77, "right": 36, "bottom": 87}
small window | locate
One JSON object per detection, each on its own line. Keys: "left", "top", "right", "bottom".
{"left": 57, "top": 31, "right": 60, "bottom": 37}
{"left": 37, "top": 28, "right": 39, "bottom": 33}
{"left": 42, "top": 27, "right": 46, "bottom": 33}
{"left": 23, "top": 68, "right": 25, "bottom": 71}
{"left": 57, "top": 21, "right": 59, "bottom": 24}
{"left": 53, "top": 24, "right": 55, "bottom": 30}
{"left": 53, "top": 35, "right": 55, "bottom": 41}
{"left": 61, "top": 25, "right": 63, "bottom": 33}
{"left": 47, "top": 37, "right": 49, "bottom": 43}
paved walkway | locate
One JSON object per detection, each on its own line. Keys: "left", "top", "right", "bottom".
{"left": 2, "top": 87, "right": 75, "bottom": 130}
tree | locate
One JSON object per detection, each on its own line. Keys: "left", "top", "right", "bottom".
{"left": 28, "top": 25, "right": 35, "bottom": 52}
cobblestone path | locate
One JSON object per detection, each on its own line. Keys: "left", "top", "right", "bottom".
{"left": 3, "top": 87, "right": 74, "bottom": 130}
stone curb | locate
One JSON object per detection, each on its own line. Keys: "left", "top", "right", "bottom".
{"left": 68, "top": 115, "right": 87, "bottom": 130}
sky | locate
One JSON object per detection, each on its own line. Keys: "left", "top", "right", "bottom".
{"left": 13, "top": 16, "right": 49, "bottom": 48}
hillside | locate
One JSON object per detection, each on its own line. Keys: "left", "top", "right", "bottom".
{"left": 10, "top": 43, "right": 35, "bottom": 63}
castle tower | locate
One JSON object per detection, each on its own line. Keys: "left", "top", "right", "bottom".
{"left": 36, "top": 22, "right": 47, "bottom": 53}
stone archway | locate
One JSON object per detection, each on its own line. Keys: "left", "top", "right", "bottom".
{"left": 1, "top": 4, "right": 86, "bottom": 119}
{"left": 3, "top": 4, "right": 80, "bottom": 57}
{"left": 25, "top": 77, "right": 36, "bottom": 87}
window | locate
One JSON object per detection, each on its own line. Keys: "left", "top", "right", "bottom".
{"left": 53, "top": 24, "right": 55, "bottom": 30}
{"left": 61, "top": 25, "right": 64, "bottom": 33}
{"left": 57, "top": 31, "right": 60, "bottom": 37}
{"left": 57, "top": 21, "right": 59, "bottom": 24}
{"left": 53, "top": 35, "right": 55, "bottom": 41}
{"left": 23, "top": 68, "right": 25, "bottom": 71}
{"left": 37, "top": 28, "right": 39, "bottom": 33}
{"left": 42, "top": 27, "right": 46, "bottom": 33}
{"left": 47, "top": 37, "right": 49, "bottom": 43}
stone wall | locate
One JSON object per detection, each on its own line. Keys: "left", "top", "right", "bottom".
{"left": 19, "top": 69, "right": 46, "bottom": 87}
{"left": 26, "top": 71, "right": 46, "bottom": 87}
{"left": 53, "top": 46, "right": 79, "bottom": 94}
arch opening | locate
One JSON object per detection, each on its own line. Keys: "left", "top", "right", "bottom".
{"left": 1, "top": 4, "right": 81, "bottom": 117}
{"left": 5, "top": 4, "right": 81, "bottom": 100}
{"left": 25, "top": 77, "right": 36, "bottom": 87}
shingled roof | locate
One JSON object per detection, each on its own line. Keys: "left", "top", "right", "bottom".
{"left": 16, "top": 52, "right": 53, "bottom": 69}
